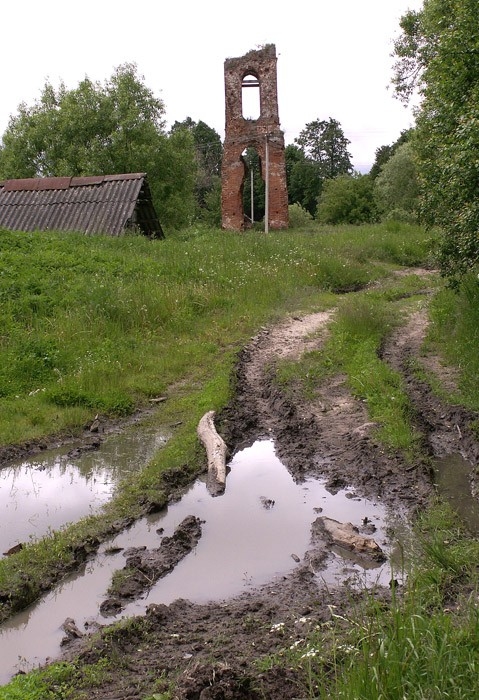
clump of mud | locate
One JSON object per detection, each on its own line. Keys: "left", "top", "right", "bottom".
{"left": 100, "top": 515, "right": 203, "bottom": 616}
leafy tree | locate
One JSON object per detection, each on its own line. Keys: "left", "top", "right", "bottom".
{"left": 285, "top": 144, "right": 322, "bottom": 216}
{"left": 294, "top": 118, "right": 353, "bottom": 180}
{"left": 192, "top": 121, "right": 222, "bottom": 178}
{"left": 369, "top": 129, "right": 412, "bottom": 180}
{"left": 0, "top": 64, "right": 196, "bottom": 230}
{"left": 152, "top": 127, "right": 197, "bottom": 230}
{"left": 288, "top": 203, "right": 313, "bottom": 228}
{"left": 374, "top": 143, "right": 419, "bottom": 221}
{"left": 284, "top": 143, "right": 303, "bottom": 186}
{"left": 201, "top": 178, "right": 222, "bottom": 227}
{"left": 317, "top": 173, "right": 377, "bottom": 225}
{"left": 171, "top": 117, "right": 222, "bottom": 210}
{"left": 391, "top": 5, "right": 440, "bottom": 103}
{"left": 286, "top": 119, "right": 353, "bottom": 217}
{"left": 392, "top": 0, "right": 479, "bottom": 283}
{"left": 369, "top": 144, "right": 395, "bottom": 181}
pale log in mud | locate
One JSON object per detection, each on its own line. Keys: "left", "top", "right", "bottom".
{"left": 197, "top": 410, "right": 227, "bottom": 495}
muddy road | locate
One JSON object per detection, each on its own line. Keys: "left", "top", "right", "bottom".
{"left": 4, "top": 271, "right": 479, "bottom": 699}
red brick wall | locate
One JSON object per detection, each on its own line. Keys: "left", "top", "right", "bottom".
{"left": 221, "top": 45, "right": 289, "bottom": 231}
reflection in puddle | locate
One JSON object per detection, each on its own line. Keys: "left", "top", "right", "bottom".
{"left": 0, "top": 423, "right": 168, "bottom": 556}
{"left": 0, "top": 439, "right": 391, "bottom": 683}
{"left": 434, "top": 453, "right": 479, "bottom": 534}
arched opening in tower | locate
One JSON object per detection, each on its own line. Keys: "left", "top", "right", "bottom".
{"left": 241, "top": 73, "right": 260, "bottom": 120}
{"left": 242, "top": 147, "right": 265, "bottom": 226}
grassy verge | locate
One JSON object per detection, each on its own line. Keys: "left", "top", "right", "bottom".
{"left": 0, "top": 223, "right": 432, "bottom": 594}
{"left": 425, "top": 271, "right": 479, "bottom": 411}
{"left": 0, "top": 222, "right": 429, "bottom": 612}
{"left": 2, "top": 223, "right": 479, "bottom": 699}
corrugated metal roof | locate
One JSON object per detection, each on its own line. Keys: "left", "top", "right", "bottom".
{"left": 0, "top": 173, "right": 163, "bottom": 238}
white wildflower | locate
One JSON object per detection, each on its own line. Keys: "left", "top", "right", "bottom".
{"left": 295, "top": 616, "right": 311, "bottom": 624}
{"left": 337, "top": 644, "right": 356, "bottom": 654}
{"left": 270, "top": 622, "right": 285, "bottom": 633}
{"left": 289, "top": 639, "right": 304, "bottom": 650}
{"left": 301, "top": 648, "right": 319, "bottom": 659}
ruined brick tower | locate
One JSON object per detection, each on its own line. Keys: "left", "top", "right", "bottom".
{"left": 221, "top": 44, "right": 289, "bottom": 231}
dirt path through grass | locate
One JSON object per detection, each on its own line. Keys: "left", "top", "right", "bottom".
{"left": 35, "top": 268, "right": 479, "bottom": 699}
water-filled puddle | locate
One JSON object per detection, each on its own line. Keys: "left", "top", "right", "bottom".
{"left": 434, "top": 453, "right": 479, "bottom": 534}
{"left": 0, "top": 422, "right": 168, "bottom": 556}
{"left": 0, "top": 439, "right": 392, "bottom": 683}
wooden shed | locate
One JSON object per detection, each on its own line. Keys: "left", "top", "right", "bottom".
{"left": 0, "top": 173, "right": 163, "bottom": 238}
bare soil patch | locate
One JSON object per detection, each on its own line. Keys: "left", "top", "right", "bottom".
{"left": 100, "top": 515, "right": 204, "bottom": 617}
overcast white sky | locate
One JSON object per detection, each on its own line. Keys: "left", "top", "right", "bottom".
{"left": 1, "top": 0, "right": 423, "bottom": 173}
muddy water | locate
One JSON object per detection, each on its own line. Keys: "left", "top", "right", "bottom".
{"left": 0, "top": 440, "right": 391, "bottom": 683}
{"left": 0, "top": 423, "right": 168, "bottom": 556}
{"left": 434, "top": 453, "right": 479, "bottom": 534}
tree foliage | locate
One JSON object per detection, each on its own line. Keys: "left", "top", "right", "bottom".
{"left": 285, "top": 144, "right": 322, "bottom": 216}
{"left": 286, "top": 119, "right": 353, "bottom": 217}
{"left": 374, "top": 143, "right": 419, "bottom": 221}
{"left": 317, "top": 174, "right": 377, "bottom": 225}
{"left": 201, "top": 179, "right": 222, "bottom": 227}
{"left": 288, "top": 203, "right": 313, "bottom": 229}
{"left": 295, "top": 118, "right": 353, "bottom": 179}
{"left": 369, "top": 129, "right": 412, "bottom": 180}
{"left": 0, "top": 64, "right": 197, "bottom": 230}
{"left": 391, "top": 8, "right": 433, "bottom": 103}
{"left": 393, "top": 0, "right": 479, "bottom": 283}
{"left": 171, "top": 117, "right": 222, "bottom": 212}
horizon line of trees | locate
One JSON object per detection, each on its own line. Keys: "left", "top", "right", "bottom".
{"left": 0, "top": 62, "right": 418, "bottom": 234}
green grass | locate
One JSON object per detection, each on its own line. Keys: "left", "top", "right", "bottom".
{"left": 0, "top": 222, "right": 433, "bottom": 620}
{"left": 334, "top": 294, "right": 421, "bottom": 452}
{"left": 0, "top": 223, "right": 431, "bottom": 445}
{"left": 0, "top": 656, "right": 119, "bottom": 700}
{"left": 0, "top": 662, "right": 76, "bottom": 699}
{"left": 2, "top": 221, "right": 479, "bottom": 700}
{"left": 426, "top": 271, "right": 479, "bottom": 410}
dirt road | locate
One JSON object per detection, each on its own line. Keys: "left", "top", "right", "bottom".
{"left": 51, "top": 271, "right": 479, "bottom": 700}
